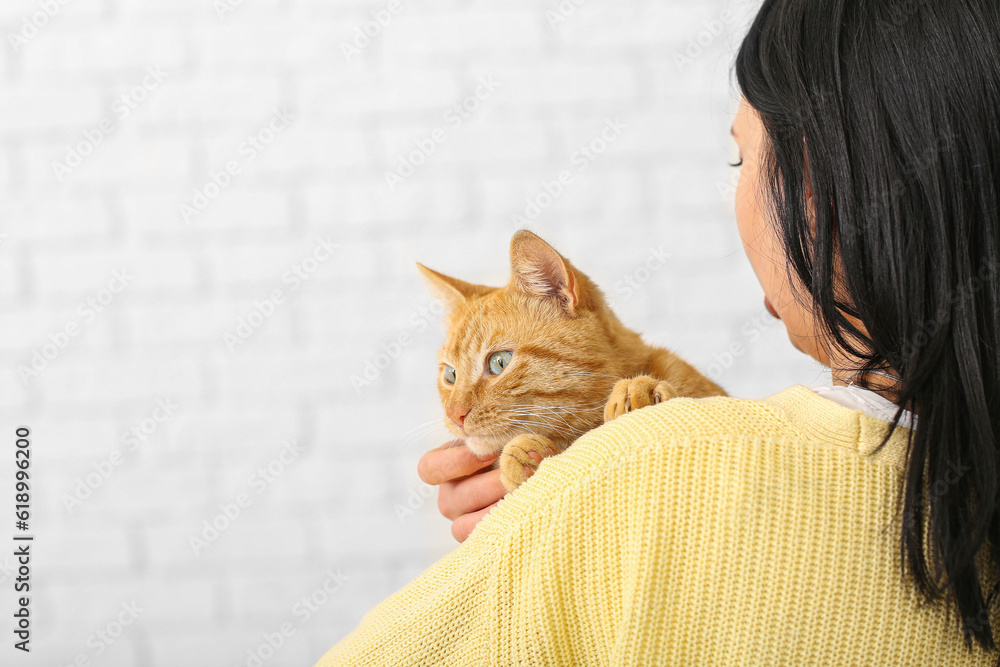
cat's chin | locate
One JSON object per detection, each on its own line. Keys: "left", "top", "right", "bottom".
{"left": 463, "top": 433, "right": 508, "bottom": 459}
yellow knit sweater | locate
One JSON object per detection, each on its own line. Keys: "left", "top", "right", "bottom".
{"left": 315, "top": 385, "right": 998, "bottom": 666}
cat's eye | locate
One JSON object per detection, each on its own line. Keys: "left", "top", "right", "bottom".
{"left": 488, "top": 350, "right": 513, "bottom": 375}
{"left": 443, "top": 365, "right": 456, "bottom": 384}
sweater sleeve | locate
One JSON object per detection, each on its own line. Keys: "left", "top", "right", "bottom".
{"left": 312, "top": 403, "right": 708, "bottom": 667}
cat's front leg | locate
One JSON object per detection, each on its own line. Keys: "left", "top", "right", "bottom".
{"left": 499, "top": 434, "right": 559, "bottom": 493}
{"left": 603, "top": 375, "right": 678, "bottom": 423}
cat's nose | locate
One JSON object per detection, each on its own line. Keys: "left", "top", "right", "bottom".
{"left": 447, "top": 405, "right": 470, "bottom": 427}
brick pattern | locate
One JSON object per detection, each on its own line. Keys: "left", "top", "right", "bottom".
{"left": 0, "top": 1, "right": 827, "bottom": 665}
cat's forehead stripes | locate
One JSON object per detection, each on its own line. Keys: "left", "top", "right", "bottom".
{"left": 517, "top": 341, "right": 607, "bottom": 373}
{"left": 445, "top": 299, "right": 515, "bottom": 365}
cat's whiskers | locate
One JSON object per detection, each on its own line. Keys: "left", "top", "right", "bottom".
{"left": 507, "top": 405, "right": 605, "bottom": 424}
{"left": 495, "top": 424, "right": 520, "bottom": 443}
{"left": 471, "top": 423, "right": 526, "bottom": 453}
{"left": 509, "top": 405, "right": 605, "bottom": 414}
{"left": 507, "top": 399, "right": 608, "bottom": 410}
{"left": 506, "top": 402, "right": 607, "bottom": 433}
{"left": 506, "top": 410, "right": 576, "bottom": 431}
{"left": 388, "top": 418, "right": 456, "bottom": 455}
{"left": 494, "top": 414, "right": 582, "bottom": 440}
{"left": 397, "top": 418, "right": 451, "bottom": 436}
{"left": 498, "top": 414, "right": 559, "bottom": 428}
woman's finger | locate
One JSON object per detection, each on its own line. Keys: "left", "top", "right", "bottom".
{"left": 418, "top": 440, "right": 498, "bottom": 486}
{"left": 446, "top": 467, "right": 505, "bottom": 517}
{"left": 451, "top": 501, "right": 500, "bottom": 543}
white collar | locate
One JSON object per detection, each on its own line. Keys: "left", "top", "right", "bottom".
{"left": 811, "top": 384, "right": 916, "bottom": 430}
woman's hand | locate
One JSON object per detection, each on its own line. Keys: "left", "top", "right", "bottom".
{"left": 417, "top": 440, "right": 542, "bottom": 542}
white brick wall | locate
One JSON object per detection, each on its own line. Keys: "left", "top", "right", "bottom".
{"left": 0, "top": 1, "right": 829, "bottom": 665}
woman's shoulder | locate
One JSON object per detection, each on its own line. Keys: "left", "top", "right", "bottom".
{"left": 580, "top": 383, "right": 912, "bottom": 466}
{"left": 488, "top": 384, "right": 912, "bottom": 525}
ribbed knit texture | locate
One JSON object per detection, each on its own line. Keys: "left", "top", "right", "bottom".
{"left": 314, "top": 385, "right": 998, "bottom": 666}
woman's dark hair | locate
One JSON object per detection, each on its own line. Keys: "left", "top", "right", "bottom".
{"left": 736, "top": 0, "right": 1000, "bottom": 655}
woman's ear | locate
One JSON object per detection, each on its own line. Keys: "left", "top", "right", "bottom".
{"left": 803, "top": 142, "right": 814, "bottom": 206}
{"left": 803, "top": 143, "right": 818, "bottom": 234}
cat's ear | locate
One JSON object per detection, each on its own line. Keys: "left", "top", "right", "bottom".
{"left": 416, "top": 263, "right": 493, "bottom": 310}
{"left": 509, "top": 230, "right": 580, "bottom": 317}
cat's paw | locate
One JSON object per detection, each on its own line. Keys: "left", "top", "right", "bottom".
{"left": 603, "top": 376, "right": 678, "bottom": 423}
{"left": 499, "top": 434, "right": 557, "bottom": 493}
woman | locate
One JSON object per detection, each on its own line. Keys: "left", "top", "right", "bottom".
{"left": 316, "top": 0, "right": 1000, "bottom": 664}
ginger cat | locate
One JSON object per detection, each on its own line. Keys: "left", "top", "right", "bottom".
{"left": 417, "top": 230, "right": 726, "bottom": 493}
